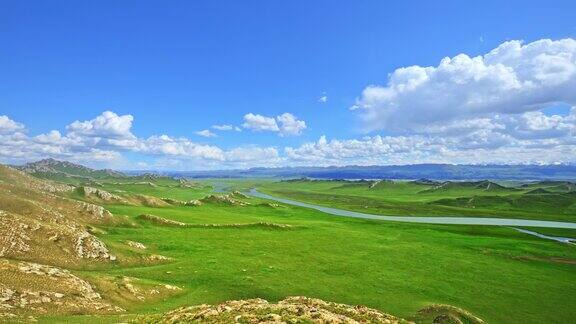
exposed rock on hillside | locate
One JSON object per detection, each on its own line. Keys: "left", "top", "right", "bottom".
{"left": 126, "top": 241, "right": 147, "bottom": 250}
{"left": 17, "top": 158, "right": 126, "bottom": 180}
{"left": 200, "top": 194, "right": 250, "bottom": 206}
{"left": 137, "top": 214, "right": 292, "bottom": 230}
{"left": 183, "top": 199, "right": 202, "bottom": 206}
{"left": 133, "top": 195, "right": 170, "bottom": 207}
{"left": 78, "top": 186, "right": 129, "bottom": 204}
{"left": 0, "top": 165, "right": 116, "bottom": 265}
{"left": 140, "top": 297, "right": 485, "bottom": 324}
{"left": 0, "top": 260, "right": 123, "bottom": 316}
{"left": 231, "top": 191, "right": 250, "bottom": 199}
{"left": 412, "top": 304, "right": 484, "bottom": 324}
{"left": 161, "top": 198, "right": 202, "bottom": 207}
{"left": 139, "top": 296, "right": 405, "bottom": 323}
{"left": 137, "top": 214, "right": 188, "bottom": 227}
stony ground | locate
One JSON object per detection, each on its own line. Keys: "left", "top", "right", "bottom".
{"left": 136, "top": 296, "right": 484, "bottom": 324}
{"left": 137, "top": 296, "right": 408, "bottom": 323}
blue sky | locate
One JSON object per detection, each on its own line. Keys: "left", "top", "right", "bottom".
{"left": 1, "top": 1, "right": 576, "bottom": 170}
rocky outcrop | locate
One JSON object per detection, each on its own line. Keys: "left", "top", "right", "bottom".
{"left": 133, "top": 195, "right": 170, "bottom": 207}
{"left": 127, "top": 241, "right": 147, "bottom": 250}
{"left": 0, "top": 210, "right": 115, "bottom": 262}
{"left": 258, "top": 202, "right": 283, "bottom": 208}
{"left": 0, "top": 211, "right": 33, "bottom": 257}
{"left": 0, "top": 166, "right": 117, "bottom": 265}
{"left": 137, "top": 214, "right": 292, "bottom": 230}
{"left": 413, "top": 304, "right": 484, "bottom": 324}
{"left": 74, "top": 231, "right": 115, "bottom": 260}
{"left": 78, "top": 186, "right": 129, "bottom": 204}
{"left": 140, "top": 296, "right": 404, "bottom": 323}
{"left": 231, "top": 191, "right": 250, "bottom": 199}
{"left": 137, "top": 214, "right": 188, "bottom": 227}
{"left": 0, "top": 260, "right": 123, "bottom": 316}
{"left": 161, "top": 198, "right": 203, "bottom": 207}
{"left": 78, "top": 201, "right": 114, "bottom": 219}
{"left": 183, "top": 199, "right": 202, "bottom": 206}
{"left": 200, "top": 194, "right": 250, "bottom": 206}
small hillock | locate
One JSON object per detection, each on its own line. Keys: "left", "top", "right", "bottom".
{"left": 139, "top": 296, "right": 484, "bottom": 324}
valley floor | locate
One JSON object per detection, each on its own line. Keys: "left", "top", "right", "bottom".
{"left": 1, "top": 169, "right": 575, "bottom": 323}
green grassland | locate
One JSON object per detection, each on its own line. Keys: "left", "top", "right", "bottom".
{"left": 36, "top": 177, "right": 576, "bottom": 323}
{"left": 254, "top": 179, "right": 576, "bottom": 222}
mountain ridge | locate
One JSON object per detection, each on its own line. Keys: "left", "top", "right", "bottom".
{"left": 138, "top": 163, "right": 576, "bottom": 180}
{"left": 16, "top": 158, "right": 126, "bottom": 181}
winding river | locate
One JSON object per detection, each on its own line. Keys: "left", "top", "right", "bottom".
{"left": 247, "top": 189, "right": 576, "bottom": 231}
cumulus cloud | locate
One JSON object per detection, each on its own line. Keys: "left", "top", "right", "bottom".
{"left": 67, "top": 111, "right": 135, "bottom": 139}
{"left": 0, "top": 115, "right": 25, "bottom": 134}
{"left": 3, "top": 39, "right": 576, "bottom": 171}
{"left": 0, "top": 111, "right": 282, "bottom": 169}
{"left": 285, "top": 132, "right": 576, "bottom": 166}
{"left": 354, "top": 38, "right": 576, "bottom": 133}
{"left": 242, "top": 113, "right": 279, "bottom": 132}
{"left": 242, "top": 112, "right": 306, "bottom": 136}
{"left": 195, "top": 129, "right": 217, "bottom": 138}
{"left": 137, "top": 135, "right": 224, "bottom": 160}
{"left": 276, "top": 113, "right": 307, "bottom": 136}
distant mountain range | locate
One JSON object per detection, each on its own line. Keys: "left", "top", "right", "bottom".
{"left": 150, "top": 164, "right": 576, "bottom": 180}
{"left": 14, "top": 159, "right": 576, "bottom": 181}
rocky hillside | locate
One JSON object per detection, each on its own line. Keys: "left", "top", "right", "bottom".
{"left": 16, "top": 158, "right": 126, "bottom": 182}
{"left": 139, "top": 296, "right": 484, "bottom": 324}
{"left": 0, "top": 165, "right": 179, "bottom": 319}
{"left": 0, "top": 165, "right": 117, "bottom": 266}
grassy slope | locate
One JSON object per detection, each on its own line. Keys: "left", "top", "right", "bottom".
{"left": 38, "top": 179, "right": 576, "bottom": 324}
{"left": 255, "top": 180, "right": 576, "bottom": 222}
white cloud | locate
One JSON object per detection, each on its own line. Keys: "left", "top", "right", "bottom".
{"left": 136, "top": 135, "right": 224, "bottom": 160}
{"left": 242, "top": 112, "right": 306, "bottom": 136}
{"left": 0, "top": 111, "right": 289, "bottom": 169}
{"left": 212, "top": 124, "right": 241, "bottom": 132}
{"left": 195, "top": 129, "right": 217, "bottom": 138}
{"left": 0, "top": 115, "right": 25, "bottom": 134}
{"left": 318, "top": 95, "right": 328, "bottom": 103}
{"left": 354, "top": 38, "right": 576, "bottom": 133}
{"left": 277, "top": 113, "right": 307, "bottom": 136}
{"left": 242, "top": 113, "right": 280, "bottom": 132}
{"left": 67, "top": 111, "right": 135, "bottom": 139}
{"left": 212, "top": 124, "right": 233, "bottom": 131}
{"left": 285, "top": 132, "right": 576, "bottom": 166}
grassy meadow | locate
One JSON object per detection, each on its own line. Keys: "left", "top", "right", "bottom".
{"left": 37, "top": 177, "right": 576, "bottom": 323}
{"left": 254, "top": 179, "right": 576, "bottom": 222}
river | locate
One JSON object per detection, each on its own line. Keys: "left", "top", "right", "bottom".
{"left": 247, "top": 189, "right": 576, "bottom": 233}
